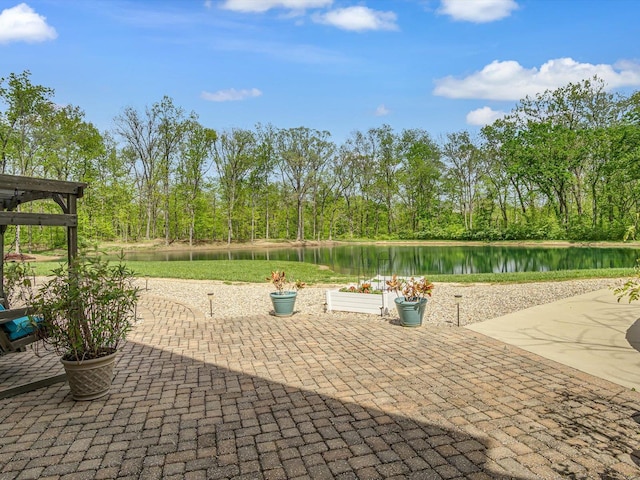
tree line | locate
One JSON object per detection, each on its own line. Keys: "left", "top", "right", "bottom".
{"left": 1, "top": 71, "right": 639, "bottom": 252}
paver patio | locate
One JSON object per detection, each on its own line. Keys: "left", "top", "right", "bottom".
{"left": 1, "top": 292, "right": 639, "bottom": 479}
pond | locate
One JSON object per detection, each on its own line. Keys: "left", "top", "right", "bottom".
{"left": 122, "top": 244, "right": 640, "bottom": 276}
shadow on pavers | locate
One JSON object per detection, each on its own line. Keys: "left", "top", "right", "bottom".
{"left": 0, "top": 339, "right": 523, "bottom": 479}
{"left": 626, "top": 318, "right": 640, "bottom": 353}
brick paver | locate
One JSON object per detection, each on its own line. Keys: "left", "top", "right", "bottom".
{"left": 1, "top": 293, "right": 639, "bottom": 479}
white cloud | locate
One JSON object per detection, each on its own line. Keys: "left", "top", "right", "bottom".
{"left": 313, "top": 6, "right": 398, "bottom": 32}
{"left": 466, "top": 106, "right": 506, "bottom": 126}
{"left": 434, "top": 57, "right": 640, "bottom": 100}
{"left": 201, "top": 88, "right": 263, "bottom": 101}
{"left": 0, "top": 3, "right": 57, "bottom": 44}
{"left": 438, "top": 0, "right": 518, "bottom": 23}
{"left": 220, "top": 0, "right": 332, "bottom": 13}
{"left": 204, "top": 0, "right": 213, "bottom": 8}
{"left": 374, "top": 104, "right": 390, "bottom": 117}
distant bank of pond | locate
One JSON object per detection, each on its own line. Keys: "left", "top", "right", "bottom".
{"left": 122, "top": 244, "right": 640, "bottom": 276}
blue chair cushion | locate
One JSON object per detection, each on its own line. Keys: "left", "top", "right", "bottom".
{"left": 0, "top": 304, "right": 42, "bottom": 341}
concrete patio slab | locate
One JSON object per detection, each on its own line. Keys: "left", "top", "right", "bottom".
{"left": 466, "top": 288, "right": 640, "bottom": 390}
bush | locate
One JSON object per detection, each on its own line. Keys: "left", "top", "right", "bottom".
{"left": 614, "top": 259, "right": 640, "bottom": 303}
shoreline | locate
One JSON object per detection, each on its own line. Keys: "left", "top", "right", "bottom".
{"left": 98, "top": 238, "right": 640, "bottom": 254}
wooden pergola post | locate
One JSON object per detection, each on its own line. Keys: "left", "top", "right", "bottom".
{"left": 0, "top": 174, "right": 87, "bottom": 299}
{"left": 67, "top": 192, "right": 79, "bottom": 262}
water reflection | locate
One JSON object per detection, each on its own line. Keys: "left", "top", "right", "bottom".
{"left": 121, "top": 245, "right": 640, "bottom": 276}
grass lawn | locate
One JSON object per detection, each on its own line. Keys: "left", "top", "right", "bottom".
{"left": 29, "top": 259, "right": 635, "bottom": 285}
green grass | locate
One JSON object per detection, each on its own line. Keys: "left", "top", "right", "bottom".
{"left": 427, "top": 268, "right": 635, "bottom": 284}
{"left": 29, "top": 259, "right": 635, "bottom": 285}
{"left": 30, "top": 260, "right": 355, "bottom": 285}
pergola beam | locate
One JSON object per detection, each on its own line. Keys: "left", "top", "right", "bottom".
{"left": 0, "top": 174, "right": 85, "bottom": 197}
{"left": 0, "top": 212, "right": 78, "bottom": 227}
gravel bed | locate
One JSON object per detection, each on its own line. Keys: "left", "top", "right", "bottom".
{"left": 138, "top": 277, "right": 625, "bottom": 327}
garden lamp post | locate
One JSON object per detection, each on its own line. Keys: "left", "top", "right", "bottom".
{"left": 208, "top": 292, "right": 214, "bottom": 317}
{"left": 455, "top": 294, "right": 462, "bottom": 326}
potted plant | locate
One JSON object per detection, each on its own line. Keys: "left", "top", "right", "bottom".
{"left": 5, "top": 254, "right": 139, "bottom": 400}
{"left": 386, "top": 275, "right": 434, "bottom": 327}
{"left": 267, "top": 270, "right": 305, "bottom": 317}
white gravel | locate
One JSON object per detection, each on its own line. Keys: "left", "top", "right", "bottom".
{"left": 138, "top": 277, "right": 625, "bottom": 327}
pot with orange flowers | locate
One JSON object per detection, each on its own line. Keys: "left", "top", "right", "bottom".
{"left": 386, "top": 275, "right": 434, "bottom": 327}
{"left": 267, "top": 271, "right": 306, "bottom": 317}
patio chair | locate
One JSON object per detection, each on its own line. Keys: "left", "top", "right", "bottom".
{"left": 0, "top": 301, "right": 43, "bottom": 354}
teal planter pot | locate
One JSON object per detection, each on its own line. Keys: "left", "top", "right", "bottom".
{"left": 270, "top": 291, "right": 298, "bottom": 317}
{"left": 394, "top": 297, "right": 428, "bottom": 327}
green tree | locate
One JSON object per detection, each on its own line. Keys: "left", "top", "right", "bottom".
{"left": 480, "top": 116, "right": 544, "bottom": 234}
{"left": 252, "top": 123, "right": 278, "bottom": 241}
{"left": 43, "top": 105, "right": 104, "bottom": 181}
{"left": 322, "top": 146, "right": 358, "bottom": 240}
{"left": 81, "top": 133, "right": 136, "bottom": 241}
{"left": 114, "top": 104, "right": 161, "bottom": 240}
{"left": 275, "top": 127, "right": 334, "bottom": 241}
{"left": 178, "top": 119, "right": 216, "bottom": 246}
{"left": 504, "top": 77, "right": 624, "bottom": 234}
{"left": 332, "top": 141, "right": 362, "bottom": 238}
{"left": 0, "top": 71, "right": 54, "bottom": 175}
{"left": 368, "top": 125, "right": 402, "bottom": 235}
{"left": 212, "top": 128, "right": 257, "bottom": 244}
{"left": 442, "top": 131, "right": 484, "bottom": 231}
{"left": 153, "top": 96, "right": 187, "bottom": 245}
{"left": 398, "top": 129, "right": 442, "bottom": 234}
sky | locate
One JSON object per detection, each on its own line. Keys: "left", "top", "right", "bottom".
{"left": 1, "top": 0, "right": 639, "bottom": 144}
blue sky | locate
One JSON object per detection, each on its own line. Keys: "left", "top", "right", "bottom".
{"left": 1, "top": 0, "right": 639, "bottom": 143}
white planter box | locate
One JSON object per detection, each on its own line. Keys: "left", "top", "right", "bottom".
{"left": 325, "top": 289, "right": 398, "bottom": 315}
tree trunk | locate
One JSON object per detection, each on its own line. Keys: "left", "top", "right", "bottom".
{"left": 297, "top": 196, "right": 304, "bottom": 241}
{"left": 265, "top": 194, "right": 270, "bottom": 240}
{"left": 145, "top": 201, "right": 152, "bottom": 240}
{"left": 164, "top": 179, "right": 170, "bottom": 246}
